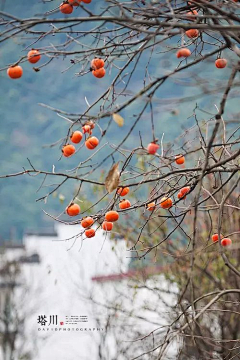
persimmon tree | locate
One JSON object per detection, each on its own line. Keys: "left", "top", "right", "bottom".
{"left": 0, "top": 0, "right": 240, "bottom": 358}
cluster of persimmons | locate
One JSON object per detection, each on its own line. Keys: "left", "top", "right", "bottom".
{"left": 175, "top": 9, "right": 227, "bottom": 68}
{"left": 65, "top": 141, "right": 232, "bottom": 247}
{"left": 212, "top": 234, "right": 232, "bottom": 247}
{"left": 7, "top": 55, "right": 106, "bottom": 80}
{"left": 66, "top": 203, "right": 119, "bottom": 238}
{"left": 64, "top": 150, "right": 188, "bottom": 238}
{"left": 62, "top": 120, "right": 99, "bottom": 158}
{"left": 90, "top": 58, "right": 106, "bottom": 78}
{"left": 7, "top": 7, "right": 229, "bottom": 80}
{"left": 7, "top": 49, "right": 41, "bottom": 79}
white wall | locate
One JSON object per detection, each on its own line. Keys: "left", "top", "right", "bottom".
{"left": 1, "top": 224, "right": 179, "bottom": 359}
{"left": 21, "top": 224, "right": 130, "bottom": 360}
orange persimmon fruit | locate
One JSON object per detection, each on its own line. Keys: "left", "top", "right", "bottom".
{"left": 175, "top": 155, "right": 185, "bottom": 165}
{"left": 160, "top": 197, "right": 173, "bottom": 209}
{"left": 81, "top": 217, "right": 94, "bottom": 228}
{"left": 212, "top": 233, "right": 223, "bottom": 243}
{"left": 180, "top": 186, "right": 190, "bottom": 196}
{"left": 28, "top": 49, "right": 41, "bottom": 64}
{"left": 60, "top": 3, "right": 73, "bottom": 14}
{"left": 186, "top": 10, "right": 198, "bottom": 20}
{"left": 105, "top": 211, "right": 119, "bottom": 222}
{"left": 70, "top": 131, "right": 83, "bottom": 144}
{"left": 185, "top": 29, "right": 199, "bottom": 38}
{"left": 102, "top": 221, "right": 113, "bottom": 231}
{"left": 215, "top": 58, "right": 227, "bottom": 69}
{"left": 177, "top": 192, "right": 185, "bottom": 200}
{"left": 177, "top": 186, "right": 190, "bottom": 200}
{"left": 117, "top": 187, "right": 130, "bottom": 196}
{"left": 66, "top": 203, "right": 80, "bottom": 216}
{"left": 85, "top": 228, "right": 95, "bottom": 238}
{"left": 147, "top": 202, "right": 156, "bottom": 211}
{"left": 147, "top": 142, "right": 159, "bottom": 155}
{"left": 85, "top": 136, "right": 99, "bottom": 150}
{"left": 221, "top": 238, "right": 232, "bottom": 246}
{"left": 176, "top": 48, "right": 191, "bottom": 58}
{"left": 92, "top": 67, "right": 106, "bottom": 78}
{"left": 7, "top": 66, "right": 23, "bottom": 79}
{"left": 62, "top": 144, "right": 76, "bottom": 157}
{"left": 119, "top": 199, "right": 131, "bottom": 209}
{"left": 91, "top": 58, "right": 105, "bottom": 70}
{"left": 82, "top": 125, "right": 92, "bottom": 134}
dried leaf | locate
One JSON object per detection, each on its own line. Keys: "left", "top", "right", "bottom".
{"left": 113, "top": 113, "right": 124, "bottom": 127}
{"left": 52, "top": 191, "right": 58, "bottom": 198}
{"left": 58, "top": 194, "right": 65, "bottom": 203}
{"left": 105, "top": 162, "right": 120, "bottom": 193}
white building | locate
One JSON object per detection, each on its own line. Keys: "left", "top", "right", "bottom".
{"left": 0, "top": 224, "right": 179, "bottom": 360}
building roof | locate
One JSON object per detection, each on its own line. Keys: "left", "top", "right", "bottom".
{"left": 1, "top": 243, "right": 25, "bottom": 249}
{"left": 92, "top": 264, "right": 169, "bottom": 282}
{"left": 24, "top": 228, "right": 58, "bottom": 237}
